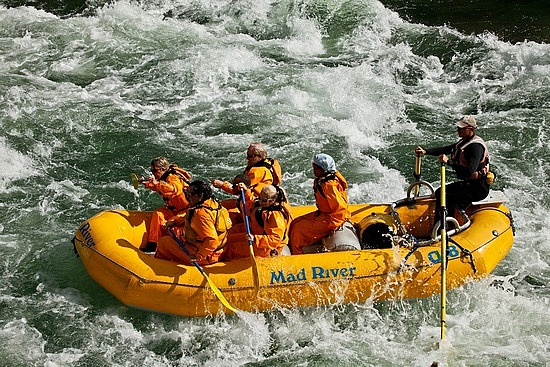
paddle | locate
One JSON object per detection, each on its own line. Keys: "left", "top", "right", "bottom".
{"left": 439, "top": 162, "right": 448, "bottom": 342}
{"left": 240, "top": 188, "right": 260, "bottom": 292}
{"left": 131, "top": 173, "right": 150, "bottom": 190}
{"left": 167, "top": 228, "right": 237, "bottom": 313}
{"left": 131, "top": 173, "right": 141, "bottom": 189}
{"left": 413, "top": 153, "right": 422, "bottom": 196}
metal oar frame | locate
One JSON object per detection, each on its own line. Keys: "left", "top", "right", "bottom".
{"left": 394, "top": 179, "right": 475, "bottom": 274}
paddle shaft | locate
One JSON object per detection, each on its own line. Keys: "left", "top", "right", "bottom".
{"left": 414, "top": 154, "right": 422, "bottom": 196}
{"left": 167, "top": 228, "right": 237, "bottom": 313}
{"left": 240, "top": 189, "right": 261, "bottom": 291}
{"left": 439, "top": 162, "right": 447, "bottom": 341}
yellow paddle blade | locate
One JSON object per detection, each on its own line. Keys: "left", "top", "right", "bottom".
{"left": 249, "top": 246, "right": 260, "bottom": 292}
{"left": 131, "top": 173, "right": 140, "bottom": 190}
{"left": 167, "top": 227, "right": 238, "bottom": 313}
{"left": 204, "top": 272, "right": 237, "bottom": 312}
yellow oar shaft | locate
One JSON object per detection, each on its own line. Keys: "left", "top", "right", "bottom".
{"left": 199, "top": 264, "right": 237, "bottom": 313}
{"left": 414, "top": 155, "right": 422, "bottom": 196}
{"left": 168, "top": 228, "right": 237, "bottom": 313}
{"left": 440, "top": 163, "right": 447, "bottom": 341}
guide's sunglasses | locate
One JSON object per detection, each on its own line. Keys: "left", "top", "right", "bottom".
{"left": 246, "top": 154, "right": 259, "bottom": 158}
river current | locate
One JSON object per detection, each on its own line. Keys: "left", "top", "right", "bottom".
{"left": 0, "top": 0, "right": 549, "bottom": 366}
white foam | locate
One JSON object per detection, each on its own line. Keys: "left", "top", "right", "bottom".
{"left": 284, "top": 17, "right": 325, "bottom": 57}
{"left": 0, "top": 318, "right": 47, "bottom": 364}
{"left": 0, "top": 137, "right": 37, "bottom": 192}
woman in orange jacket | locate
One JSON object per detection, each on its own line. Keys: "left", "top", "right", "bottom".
{"left": 141, "top": 157, "right": 191, "bottom": 251}
{"left": 290, "top": 153, "right": 351, "bottom": 254}
{"left": 212, "top": 142, "right": 282, "bottom": 198}
{"left": 155, "top": 180, "right": 232, "bottom": 265}
{"left": 212, "top": 142, "right": 282, "bottom": 225}
{"left": 224, "top": 184, "right": 292, "bottom": 260}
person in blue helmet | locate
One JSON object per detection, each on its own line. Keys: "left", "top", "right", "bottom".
{"left": 289, "top": 153, "right": 351, "bottom": 254}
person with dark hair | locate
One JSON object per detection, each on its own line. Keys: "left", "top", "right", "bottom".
{"left": 140, "top": 157, "right": 191, "bottom": 252}
{"left": 154, "top": 180, "right": 232, "bottom": 265}
{"left": 289, "top": 153, "right": 350, "bottom": 254}
{"left": 223, "top": 184, "right": 292, "bottom": 260}
{"left": 414, "top": 115, "right": 492, "bottom": 225}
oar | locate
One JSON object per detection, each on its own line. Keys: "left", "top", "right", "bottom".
{"left": 167, "top": 228, "right": 237, "bottom": 313}
{"left": 413, "top": 153, "right": 422, "bottom": 196}
{"left": 439, "top": 162, "right": 448, "bottom": 342}
{"left": 240, "top": 188, "right": 260, "bottom": 292}
{"left": 131, "top": 173, "right": 141, "bottom": 189}
{"left": 131, "top": 173, "right": 149, "bottom": 190}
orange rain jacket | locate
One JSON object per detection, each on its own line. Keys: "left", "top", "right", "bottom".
{"left": 144, "top": 166, "right": 191, "bottom": 244}
{"left": 219, "top": 159, "right": 275, "bottom": 197}
{"left": 155, "top": 198, "right": 232, "bottom": 265}
{"left": 224, "top": 189, "right": 291, "bottom": 259}
{"left": 313, "top": 170, "right": 350, "bottom": 229}
{"left": 144, "top": 166, "right": 190, "bottom": 211}
{"left": 289, "top": 170, "right": 351, "bottom": 254}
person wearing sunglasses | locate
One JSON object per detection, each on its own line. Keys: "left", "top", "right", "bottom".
{"left": 289, "top": 153, "right": 351, "bottom": 254}
{"left": 414, "top": 115, "right": 492, "bottom": 226}
{"left": 223, "top": 183, "right": 292, "bottom": 260}
{"left": 155, "top": 180, "right": 232, "bottom": 265}
{"left": 140, "top": 157, "right": 191, "bottom": 252}
{"left": 212, "top": 142, "right": 282, "bottom": 200}
{"left": 212, "top": 142, "right": 283, "bottom": 225}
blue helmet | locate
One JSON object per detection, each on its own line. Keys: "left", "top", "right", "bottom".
{"left": 313, "top": 153, "right": 336, "bottom": 173}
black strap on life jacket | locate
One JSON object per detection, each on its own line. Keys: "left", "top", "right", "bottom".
{"left": 252, "top": 158, "right": 275, "bottom": 171}
{"left": 253, "top": 204, "right": 289, "bottom": 230}
{"left": 314, "top": 172, "right": 337, "bottom": 199}
{"left": 160, "top": 165, "right": 191, "bottom": 185}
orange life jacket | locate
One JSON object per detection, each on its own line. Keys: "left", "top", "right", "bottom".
{"left": 313, "top": 170, "right": 350, "bottom": 229}
{"left": 184, "top": 198, "right": 231, "bottom": 252}
{"left": 162, "top": 164, "right": 191, "bottom": 184}
{"left": 248, "top": 158, "right": 283, "bottom": 185}
{"left": 158, "top": 164, "right": 191, "bottom": 210}
{"left": 314, "top": 170, "right": 348, "bottom": 199}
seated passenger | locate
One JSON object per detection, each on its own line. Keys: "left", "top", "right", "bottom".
{"left": 140, "top": 157, "right": 191, "bottom": 252}
{"left": 212, "top": 142, "right": 282, "bottom": 200}
{"left": 289, "top": 153, "right": 351, "bottom": 254}
{"left": 223, "top": 184, "right": 292, "bottom": 260}
{"left": 155, "top": 180, "right": 232, "bottom": 265}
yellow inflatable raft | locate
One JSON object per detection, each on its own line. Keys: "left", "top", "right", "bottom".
{"left": 73, "top": 190, "right": 514, "bottom": 317}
